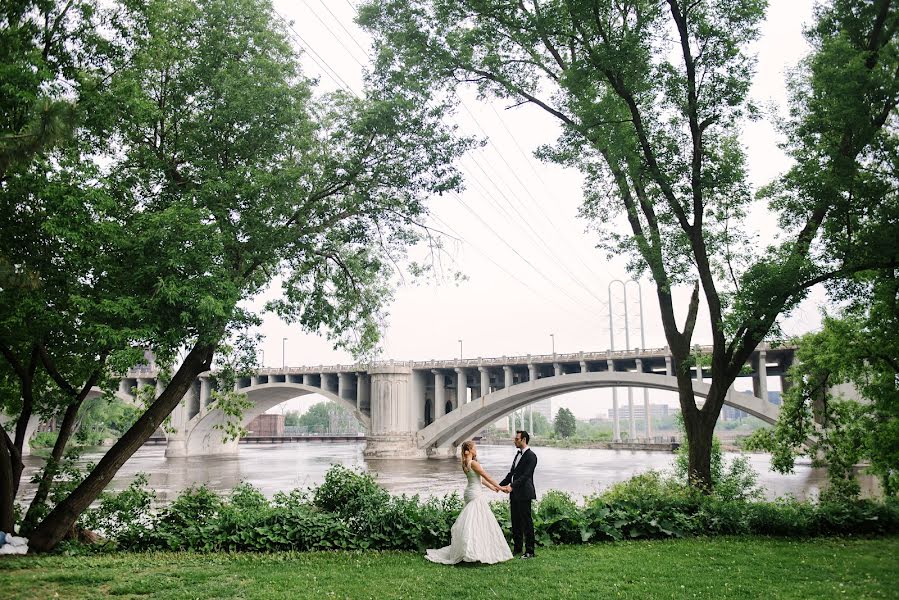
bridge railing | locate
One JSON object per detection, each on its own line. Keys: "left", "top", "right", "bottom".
{"left": 120, "top": 341, "right": 796, "bottom": 377}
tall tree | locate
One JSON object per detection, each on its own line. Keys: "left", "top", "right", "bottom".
{"left": 554, "top": 407, "right": 576, "bottom": 438}
{"left": 0, "top": 0, "right": 110, "bottom": 533}
{"left": 747, "top": 274, "right": 899, "bottom": 499}
{"left": 2, "top": 0, "right": 468, "bottom": 551}
{"left": 359, "top": 0, "right": 899, "bottom": 489}
{"left": 744, "top": 0, "right": 899, "bottom": 498}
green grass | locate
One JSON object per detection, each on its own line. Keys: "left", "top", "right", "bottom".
{"left": 1, "top": 536, "right": 897, "bottom": 599}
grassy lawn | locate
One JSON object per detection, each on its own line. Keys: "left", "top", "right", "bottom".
{"left": 1, "top": 536, "right": 897, "bottom": 599}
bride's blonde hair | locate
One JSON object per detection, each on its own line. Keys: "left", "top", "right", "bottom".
{"left": 460, "top": 440, "right": 475, "bottom": 471}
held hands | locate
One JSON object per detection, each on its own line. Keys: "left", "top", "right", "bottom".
{"left": 500, "top": 485, "right": 511, "bottom": 494}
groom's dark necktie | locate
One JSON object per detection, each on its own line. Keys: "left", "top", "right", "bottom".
{"left": 511, "top": 449, "right": 522, "bottom": 470}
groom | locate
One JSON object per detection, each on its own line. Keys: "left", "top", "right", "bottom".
{"left": 499, "top": 430, "right": 537, "bottom": 559}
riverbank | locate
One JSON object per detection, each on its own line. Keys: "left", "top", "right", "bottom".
{"left": 536, "top": 438, "right": 680, "bottom": 451}
{"left": 1, "top": 536, "right": 896, "bottom": 599}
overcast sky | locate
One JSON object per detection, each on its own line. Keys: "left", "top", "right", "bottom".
{"left": 259, "top": 0, "right": 820, "bottom": 419}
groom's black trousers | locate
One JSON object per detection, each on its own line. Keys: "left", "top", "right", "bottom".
{"left": 510, "top": 494, "right": 535, "bottom": 554}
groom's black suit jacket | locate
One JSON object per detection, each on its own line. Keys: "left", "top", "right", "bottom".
{"left": 500, "top": 447, "right": 537, "bottom": 500}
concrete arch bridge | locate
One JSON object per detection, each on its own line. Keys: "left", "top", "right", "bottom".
{"left": 96, "top": 343, "right": 795, "bottom": 458}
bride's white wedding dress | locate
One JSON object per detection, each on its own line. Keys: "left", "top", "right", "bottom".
{"left": 425, "top": 467, "right": 513, "bottom": 564}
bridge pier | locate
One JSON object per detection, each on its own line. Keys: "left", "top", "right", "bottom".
{"left": 364, "top": 364, "right": 427, "bottom": 458}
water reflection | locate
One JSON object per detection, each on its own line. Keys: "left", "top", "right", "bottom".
{"left": 16, "top": 441, "right": 879, "bottom": 505}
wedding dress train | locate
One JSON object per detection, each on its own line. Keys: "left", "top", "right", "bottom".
{"left": 425, "top": 468, "right": 513, "bottom": 564}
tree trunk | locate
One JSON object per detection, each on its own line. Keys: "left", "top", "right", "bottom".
{"left": 27, "top": 341, "right": 216, "bottom": 552}
{"left": 0, "top": 432, "right": 17, "bottom": 532}
{"left": 22, "top": 397, "right": 83, "bottom": 532}
{"left": 684, "top": 411, "right": 715, "bottom": 491}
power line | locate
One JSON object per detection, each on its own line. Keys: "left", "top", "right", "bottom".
{"left": 448, "top": 192, "right": 600, "bottom": 317}
{"left": 462, "top": 149, "right": 609, "bottom": 308}
{"left": 299, "top": 0, "right": 367, "bottom": 68}
{"left": 273, "top": 5, "right": 606, "bottom": 318}
{"left": 462, "top": 100, "right": 610, "bottom": 287}
{"left": 315, "top": 0, "right": 371, "bottom": 57}
{"left": 428, "top": 212, "right": 600, "bottom": 321}
{"left": 273, "top": 7, "right": 360, "bottom": 95}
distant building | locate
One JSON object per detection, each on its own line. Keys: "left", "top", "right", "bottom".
{"left": 532, "top": 398, "right": 552, "bottom": 421}
{"left": 247, "top": 413, "right": 284, "bottom": 436}
{"left": 607, "top": 404, "right": 669, "bottom": 420}
{"left": 721, "top": 405, "right": 747, "bottom": 420}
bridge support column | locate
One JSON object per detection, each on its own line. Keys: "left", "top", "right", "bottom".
{"left": 338, "top": 372, "right": 352, "bottom": 402}
{"left": 554, "top": 363, "right": 562, "bottom": 377}
{"left": 627, "top": 386, "right": 636, "bottom": 441}
{"left": 432, "top": 370, "right": 446, "bottom": 419}
{"left": 356, "top": 373, "right": 370, "bottom": 413}
{"left": 412, "top": 370, "right": 427, "bottom": 429}
{"left": 607, "top": 360, "right": 620, "bottom": 441}
{"left": 199, "top": 377, "right": 211, "bottom": 416}
{"left": 165, "top": 378, "right": 191, "bottom": 458}
{"left": 455, "top": 368, "right": 466, "bottom": 407}
{"left": 753, "top": 351, "right": 768, "bottom": 403}
{"left": 501, "top": 366, "right": 514, "bottom": 430}
{"left": 636, "top": 359, "right": 651, "bottom": 439}
{"left": 364, "top": 365, "right": 425, "bottom": 458}
{"left": 527, "top": 363, "right": 538, "bottom": 430}
{"left": 479, "top": 367, "right": 489, "bottom": 399}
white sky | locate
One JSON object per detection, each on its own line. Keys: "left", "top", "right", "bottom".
{"left": 259, "top": 0, "right": 821, "bottom": 419}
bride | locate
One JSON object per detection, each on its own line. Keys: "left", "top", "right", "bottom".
{"left": 425, "top": 440, "right": 514, "bottom": 564}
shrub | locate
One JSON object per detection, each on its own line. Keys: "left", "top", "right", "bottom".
{"left": 746, "top": 497, "right": 816, "bottom": 536}
{"left": 535, "top": 490, "right": 582, "bottom": 545}
{"left": 152, "top": 485, "right": 223, "bottom": 551}
{"left": 81, "top": 473, "right": 156, "bottom": 548}
{"left": 84, "top": 465, "right": 899, "bottom": 555}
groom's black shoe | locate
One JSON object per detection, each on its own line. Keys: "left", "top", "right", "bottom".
{"left": 520, "top": 553, "right": 535, "bottom": 559}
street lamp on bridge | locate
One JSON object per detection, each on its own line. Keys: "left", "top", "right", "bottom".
{"left": 282, "top": 337, "right": 287, "bottom": 369}
{"left": 458, "top": 339, "right": 463, "bottom": 360}
{"left": 550, "top": 333, "right": 555, "bottom": 355}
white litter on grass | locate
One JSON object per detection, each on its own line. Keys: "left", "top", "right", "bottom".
{"left": 0, "top": 532, "right": 28, "bottom": 555}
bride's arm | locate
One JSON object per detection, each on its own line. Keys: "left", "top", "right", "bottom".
{"left": 470, "top": 461, "right": 501, "bottom": 491}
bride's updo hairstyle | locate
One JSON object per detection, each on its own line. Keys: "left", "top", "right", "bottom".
{"left": 460, "top": 440, "right": 476, "bottom": 471}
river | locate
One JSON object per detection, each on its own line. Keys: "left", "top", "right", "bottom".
{"left": 15, "top": 441, "right": 880, "bottom": 505}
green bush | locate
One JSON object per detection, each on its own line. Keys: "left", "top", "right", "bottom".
{"left": 536, "top": 490, "right": 583, "bottom": 545}
{"left": 584, "top": 472, "right": 700, "bottom": 540}
{"left": 81, "top": 473, "right": 156, "bottom": 548}
{"left": 78, "top": 465, "right": 899, "bottom": 555}
{"left": 30, "top": 431, "right": 58, "bottom": 449}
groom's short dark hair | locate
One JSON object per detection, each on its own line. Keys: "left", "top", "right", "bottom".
{"left": 516, "top": 430, "right": 530, "bottom": 443}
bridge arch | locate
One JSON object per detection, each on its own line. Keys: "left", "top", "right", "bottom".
{"left": 417, "top": 372, "right": 779, "bottom": 450}
{"left": 183, "top": 383, "right": 370, "bottom": 456}
{"left": 87, "top": 387, "right": 138, "bottom": 405}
